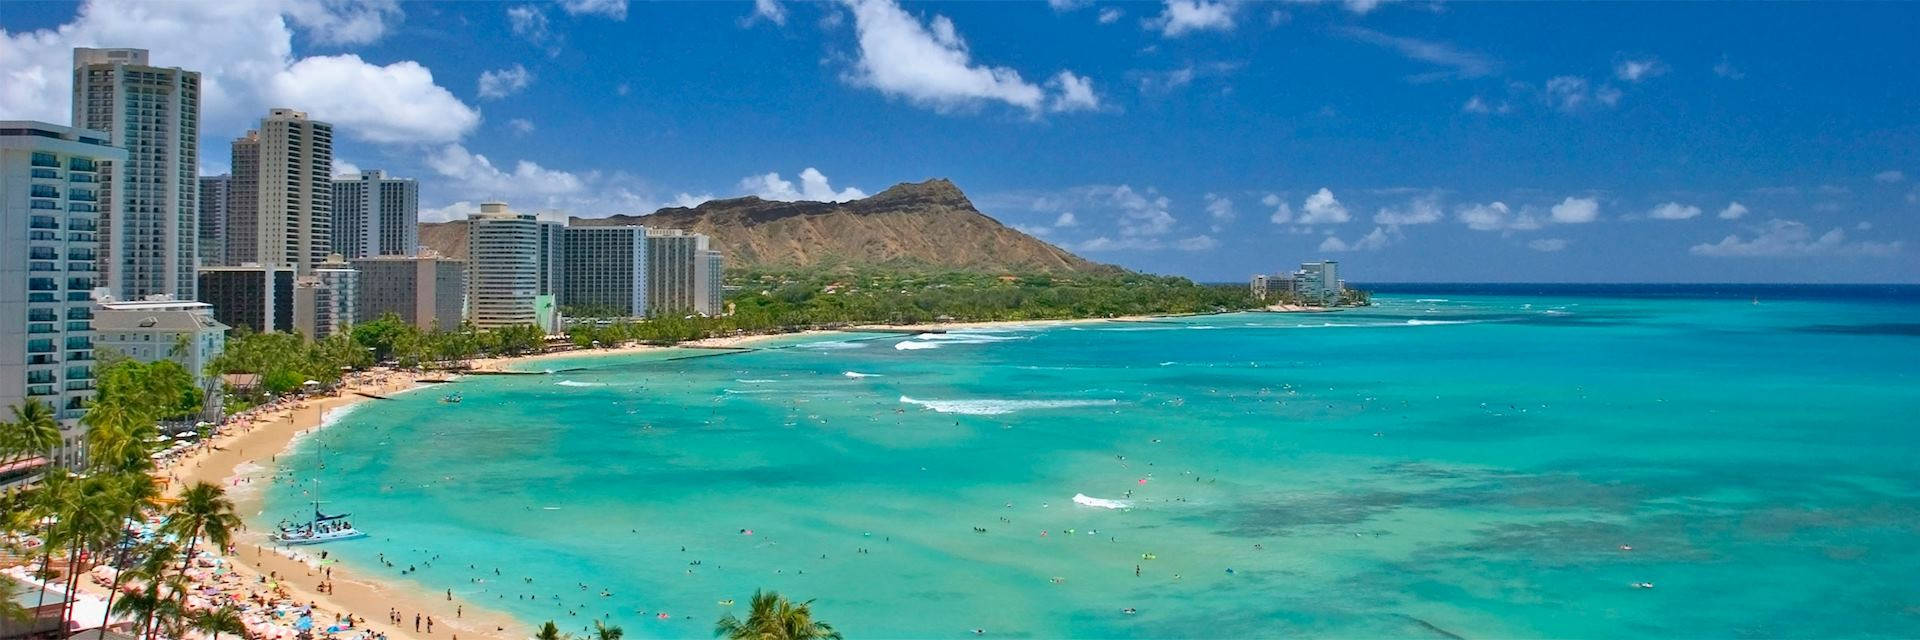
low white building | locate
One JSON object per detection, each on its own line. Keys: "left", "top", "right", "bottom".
{"left": 93, "top": 298, "right": 227, "bottom": 418}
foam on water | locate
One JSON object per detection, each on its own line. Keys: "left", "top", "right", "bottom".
{"left": 842, "top": 371, "right": 882, "bottom": 378}
{"left": 1072, "top": 493, "right": 1133, "bottom": 509}
{"left": 555, "top": 380, "right": 606, "bottom": 387}
{"left": 897, "top": 395, "right": 1120, "bottom": 415}
{"left": 894, "top": 341, "right": 940, "bottom": 350}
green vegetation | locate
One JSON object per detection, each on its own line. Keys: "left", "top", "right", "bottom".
{"left": 714, "top": 590, "right": 841, "bottom": 640}
{"left": 562, "top": 269, "right": 1263, "bottom": 349}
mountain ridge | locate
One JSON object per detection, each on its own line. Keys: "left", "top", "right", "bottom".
{"left": 421, "top": 179, "right": 1114, "bottom": 274}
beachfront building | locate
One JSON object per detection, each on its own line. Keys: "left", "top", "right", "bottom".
{"left": 1, "top": 121, "right": 122, "bottom": 466}
{"left": 466, "top": 203, "right": 540, "bottom": 329}
{"left": 330, "top": 169, "right": 418, "bottom": 259}
{"left": 645, "top": 229, "right": 717, "bottom": 316}
{"left": 228, "top": 108, "right": 332, "bottom": 273}
{"left": 560, "top": 225, "right": 649, "bottom": 317}
{"left": 352, "top": 254, "right": 466, "bottom": 331}
{"left": 197, "top": 174, "right": 228, "bottom": 266}
{"left": 697, "top": 248, "right": 724, "bottom": 316}
{"left": 1250, "top": 274, "right": 1270, "bottom": 301}
{"left": 537, "top": 218, "right": 565, "bottom": 298}
{"left": 72, "top": 47, "right": 201, "bottom": 300}
{"left": 93, "top": 298, "right": 226, "bottom": 417}
{"left": 1294, "top": 260, "right": 1342, "bottom": 304}
{"left": 197, "top": 265, "right": 295, "bottom": 333}
{"left": 293, "top": 254, "right": 357, "bottom": 338}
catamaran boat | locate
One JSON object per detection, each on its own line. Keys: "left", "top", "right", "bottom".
{"left": 271, "top": 505, "right": 368, "bottom": 545}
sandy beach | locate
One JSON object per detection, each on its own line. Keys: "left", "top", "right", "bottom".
{"left": 157, "top": 371, "right": 521, "bottom": 640}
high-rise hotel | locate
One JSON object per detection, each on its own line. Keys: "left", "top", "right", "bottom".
{"left": 228, "top": 108, "right": 333, "bottom": 272}
{"left": 2, "top": 121, "right": 124, "bottom": 465}
{"left": 72, "top": 48, "right": 200, "bottom": 300}
{"left": 330, "top": 169, "right": 418, "bottom": 259}
{"left": 466, "top": 203, "right": 540, "bottom": 329}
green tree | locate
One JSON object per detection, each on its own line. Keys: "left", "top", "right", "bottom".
{"left": 593, "top": 620, "right": 624, "bottom": 640}
{"left": 190, "top": 606, "right": 247, "bottom": 640}
{"left": 160, "top": 481, "right": 241, "bottom": 624}
{"left": 536, "top": 620, "right": 571, "bottom": 640}
{"left": 714, "top": 590, "right": 841, "bottom": 640}
{"left": 1, "top": 399, "right": 61, "bottom": 469}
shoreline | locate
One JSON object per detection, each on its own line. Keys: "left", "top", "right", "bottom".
{"left": 160, "top": 371, "right": 521, "bottom": 640}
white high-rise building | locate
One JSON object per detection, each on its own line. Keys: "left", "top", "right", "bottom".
{"left": 229, "top": 109, "right": 332, "bottom": 273}
{"left": 536, "top": 219, "right": 564, "bottom": 298}
{"left": 72, "top": 47, "right": 200, "bottom": 300}
{"left": 330, "top": 170, "right": 418, "bottom": 259}
{"left": 294, "top": 255, "right": 358, "bottom": 338}
{"left": 466, "top": 203, "right": 539, "bottom": 329}
{"left": 695, "top": 249, "right": 724, "bottom": 316}
{"left": 2, "top": 121, "right": 124, "bottom": 466}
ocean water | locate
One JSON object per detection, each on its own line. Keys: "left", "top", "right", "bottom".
{"left": 263, "top": 286, "right": 1920, "bottom": 638}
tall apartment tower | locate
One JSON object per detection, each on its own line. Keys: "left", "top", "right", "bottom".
{"left": 536, "top": 219, "right": 564, "bottom": 297}
{"left": 72, "top": 47, "right": 201, "bottom": 300}
{"left": 196, "top": 265, "right": 295, "bottom": 333}
{"left": 294, "top": 255, "right": 358, "bottom": 339}
{"left": 2, "top": 121, "right": 124, "bottom": 465}
{"left": 229, "top": 109, "right": 332, "bottom": 273}
{"left": 696, "top": 249, "right": 724, "bottom": 316}
{"left": 466, "top": 203, "right": 539, "bottom": 329}
{"left": 226, "top": 132, "right": 259, "bottom": 265}
{"left": 330, "top": 170, "right": 418, "bottom": 258}
{"left": 560, "top": 225, "right": 649, "bottom": 318}
{"left": 197, "top": 174, "right": 229, "bottom": 266}
{"left": 645, "top": 229, "right": 709, "bottom": 316}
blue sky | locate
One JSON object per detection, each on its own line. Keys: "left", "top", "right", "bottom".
{"left": 4, "top": 0, "right": 1917, "bottom": 282}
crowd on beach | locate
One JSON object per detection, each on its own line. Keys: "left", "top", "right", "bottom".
{"left": 4, "top": 368, "right": 481, "bottom": 640}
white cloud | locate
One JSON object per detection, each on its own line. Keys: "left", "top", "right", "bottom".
{"left": 738, "top": 168, "right": 868, "bottom": 202}
{"left": 1713, "top": 55, "right": 1744, "bottom": 80}
{"left": 1047, "top": 71, "right": 1102, "bottom": 112}
{"left": 1718, "top": 201, "right": 1749, "bottom": 220}
{"left": 1, "top": 0, "right": 477, "bottom": 145}
{"left": 838, "top": 0, "right": 1092, "bottom": 115}
{"left": 507, "top": 5, "right": 553, "bottom": 45}
{"left": 1174, "top": 234, "right": 1219, "bottom": 251}
{"left": 670, "top": 193, "right": 714, "bottom": 208}
{"left": 508, "top": 118, "right": 536, "bottom": 135}
{"left": 1647, "top": 202, "right": 1702, "bottom": 220}
{"left": 1340, "top": 28, "right": 1497, "bottom": 81}
{"left": 1319, "top": 227, "right": 1392, "bottom": 252}
{"left": 1047, "top": 0, "right": 1092, "bottom": 11}
{"left": 1543, "top": 76, "right": 1622, "bottom": 112}
{"left": 1262, "top": 193, "right": 1294, "bottom": 224}
{"left": 331, "top": 160, "right": 361, "bottom": 179}
{"left": 1128, "top": 62, "right": 1243, "bottom": 95}
{"left": 1298, "top": 188, "right": 1351, "bottom": 224}
{"left": 558, "top": 0, "right": 627, "bottom": 19}
{"left": 1373, "top": 196, "right": 1442, "bottom": 226}
{"left": 1690, "top": 219, "right": 1903, "bottom": 258}
{"left": 1460, "top": 94, "right": 1507, "bottom": 113}
{"left": 1098, "top": 7, "right": 1125, "bottom": 24}
{"left": 1874, "top": 170, "right": 1906, "bottom": 184}
{"left": 1856, "top": 221, "right": 1873, "bottom": 231}
{"left": 1075, "top": 236, "right": 1168, "bottom": 252}
{"left": 427, "top": 144, "right": 586, "bottom": 198}
{"left": 1053, "top": 211, "right": 1078, "bottom": 227}
{"left": 283, "top": 0, "right": 404, "bottom": 46}
{"left": 420, "top": 200, "right": 482, "bottom": 223}
{"left": 270, "top": 55, "right": 479, "bottom": 144}
{"left": 748, "top": 0, "right": 788, "bottom": 26}
{"left": 1528, "top": 238, "right": 1568, "bottom": 252}
{"left": 1456, "top": 201, "right": 1540, "bottom": 232}
{"left": 1614, "top": 57, "right": 1666, "bottom": 82}
{"left": 1012, "top": 224, "right": 1053, "bottom": 237}
{"left": 1204, "top": 193, "right": 1235, "bottom": 231}
{"left": 1549, "top": 197, "right": 1600, "bottom": 224}
{"left": 1151, "top": 0, "right": 1235, "bottom": 38}
{"left": 1108, "top": 185, "right": 1176, "bottom": 236}
{"left": 477, "top": 64, "right": 533, "bottom": 99}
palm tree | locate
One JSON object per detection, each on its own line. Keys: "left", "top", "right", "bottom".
{"left": 190, "top": 606, "right": 248, "bottom": 640}
{"left": 2, "top": 399, "right": 62, "bottom": 468}
{"left": 714, "top": 590, "right": 841, "bottom": 640}
{"left": 161, "top": 482, "right": 241, "bottom": 579}
{"left": 18, "top": 470, "right": 73, "bottom": 619}
{"left": 535, "top": 620, "right": 571, "bottom": 640}
{"left": 593, "top": 620, "right": 625, "bottom": 640}
{"left": 91, "top": 473, "right": 160, "bottom": 640}
{"left": 120, "top": 543, "right": 182, "bottom": 640}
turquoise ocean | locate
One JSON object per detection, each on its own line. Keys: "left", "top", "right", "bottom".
{"left": 261, "top": 286, "right": 1920, "bottom": 638}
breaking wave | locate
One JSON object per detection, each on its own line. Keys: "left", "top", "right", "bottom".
{"left": 897, "top": 396, "right": 1119, "bottom": 416}
{"left": 1073, "top": 493, "right": 1133, "bottom": 510}
{"left": 555, "top": 380, "right": 606, "bottom": 387}
{"left": 843, "top": 371, "right": 883, "bottom": 378}
{"left": 894, "top": 341, "right": 941, "bottom": 350}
